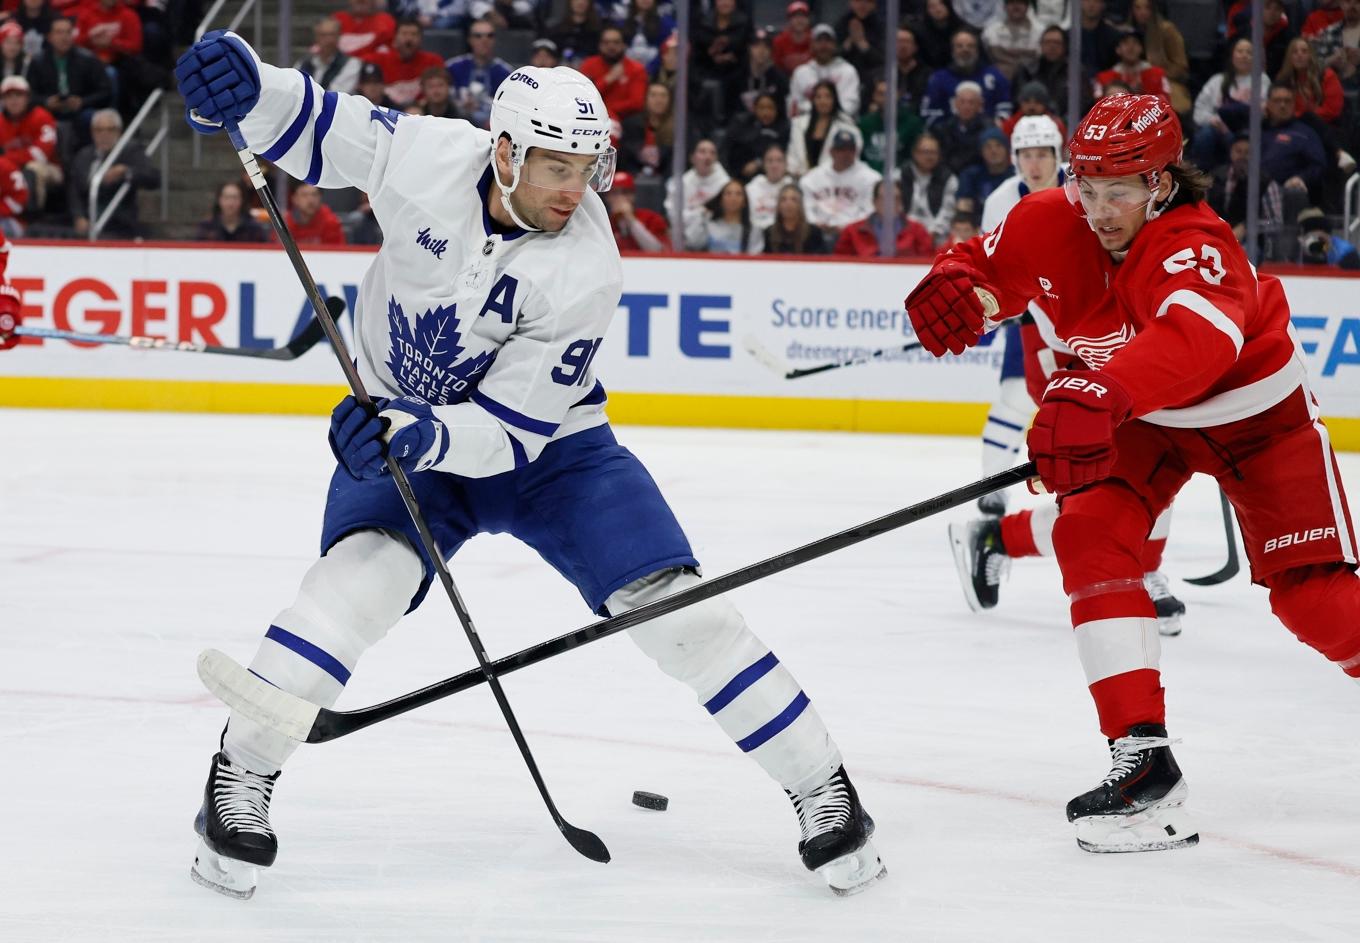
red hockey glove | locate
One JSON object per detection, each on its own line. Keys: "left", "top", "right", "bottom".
{"left": 1027, "top": 370, "right": 1134, "bottom": 495}
{"left": 904, "top": 261, "right": 996, "bottom": 357}
{"left": 0, "top": 282, "right": 22, "bottom": 350}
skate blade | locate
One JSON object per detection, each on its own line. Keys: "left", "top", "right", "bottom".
{"left": 946, "top": 524, "right": 986, "bottom": 613}
{"left": 817, "top": 839, "right": 888, "bottom": 897}
{"left": 191, "top": 838, "right": 259, "bottom": 900}
{"left": 1157, "top": 613, "right": 1183, "bottom": 637}
{"left": 1073, "top": 798, "right": 1199, "bottom": 854}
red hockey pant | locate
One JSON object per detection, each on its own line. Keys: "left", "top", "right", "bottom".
{"left": 1050, "top": 389, "right": 1360, "bottom": 738}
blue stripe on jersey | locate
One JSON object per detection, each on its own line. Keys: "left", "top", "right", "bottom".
{"left": 507, "top": 433, "right": 528, "bottom": 469}
{"left": 574, "top": 381, "right": 607, "bottom": 408}
{"left": 432, "top": 427, "right": 451, "bottom": 467}
{"left": 264, "top": 625, "right": 351, "bottom": 685}
{"left": 260, "top": 72, "right": 314, "bottom": 162}
{"left": 247, "top": 669, "right": 278, "bottom": 688}
{"left": 470, "top": 390, "right": 560, "bottom": 437}
{"left": 305, "top": 91, "right": 339, "bottom": 185}
{"left": 985, "top": 415, "right": 1025, "bottom": 432}
{"left": 703, "top": 652, "right": 778, "bottom": 715}
{"left": 982, "top": 437, "right": 1016, "bottom": 450}
{"left": 737, "top": 691, "right": 810, "bottom": 752}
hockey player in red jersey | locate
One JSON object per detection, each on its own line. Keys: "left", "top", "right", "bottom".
{"left": 907, "top": 93, "right": 1360, "bottom": 853}
{"left": 0, "top": 230, "right": 25, "bottom": 349}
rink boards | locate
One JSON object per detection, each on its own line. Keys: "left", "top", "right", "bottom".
{"left": 0, "top": 241, "right": 1357, "bottom": 448}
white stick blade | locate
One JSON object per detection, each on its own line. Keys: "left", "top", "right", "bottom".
{"left": 196, "top": 649, "right": 319, "bottom": 743}
{"left": 740, "top": 333, "right": 789, "bottom": 376}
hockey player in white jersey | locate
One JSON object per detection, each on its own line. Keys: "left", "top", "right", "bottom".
{"left": 970, "top": 115, "right": 1065, "bottom": 517}
{"left": 947, "top": 115, "right": 1186, "bottom": 635}
{"left": 174, "top": 31, "right": 885, "bottom": 900}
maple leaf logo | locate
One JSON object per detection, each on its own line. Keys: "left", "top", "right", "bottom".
{"left": 385, "top": 296, "right": 497, "bottom": 405}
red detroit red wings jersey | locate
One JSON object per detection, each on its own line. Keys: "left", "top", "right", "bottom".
{"left": 941, "top": 187, "right": 1301, "bottom": 426}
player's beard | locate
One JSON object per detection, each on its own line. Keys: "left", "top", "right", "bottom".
{"left": 511, "top": 187, "right": 576, "bottom": 232}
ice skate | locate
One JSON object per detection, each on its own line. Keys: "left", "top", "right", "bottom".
{"left": 190, "top": 751, "right": 280, "bottom": 900}
{"left": 948, "top": 518, "right": 1009, "bottom": 612}
{"left": 1144, "top": 571, "right": 1186, "bottom": 637}
{"left": 1066, "top": 724, "right": 1198, "bottom": 853}
{"left": 977, "top": 490, "right": 1007, "bottom": 517}
{"left": 788, "top": 766, "right": 886, "bottom": 897}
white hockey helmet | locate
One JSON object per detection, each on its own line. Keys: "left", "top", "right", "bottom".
{"left": 1009, "top": 114, "right": 1064, "bottom": 165}
{"left": 488, "top": 66, "right": 616, "bottom": 227}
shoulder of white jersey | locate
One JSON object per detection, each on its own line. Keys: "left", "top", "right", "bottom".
{"left": 981, "top": 176, "right": 1024, "bottom": 231}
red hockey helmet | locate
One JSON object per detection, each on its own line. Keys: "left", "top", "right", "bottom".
{"left": 1067, "top": 94, "right": 1182, "bottom": 185}
{"left": 1065, "top": 94, "right": 1183, "bottom": 223}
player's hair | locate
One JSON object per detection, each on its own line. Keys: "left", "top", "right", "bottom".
{"left": 395, "top": 16, "right": 423, "bottom": 34}
{"left": 1159, "top": 161, "right": 1212, "bottom": 210}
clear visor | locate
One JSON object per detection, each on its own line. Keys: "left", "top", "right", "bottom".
{"left": 519, "top": 147, "right": 617, "bottom": 194}
{"left": 1063, "top": 171, "right": 1155, "bottom": 221}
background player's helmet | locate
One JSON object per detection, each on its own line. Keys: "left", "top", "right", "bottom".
{"left": 1064, "top": 93, "right": 1183, "bottom": 224}
{"left": 488, "top": 66, "right": 616, "bottom": 229}
{"left": 1009, "top": 114, "right": 1064, "bottom": 165}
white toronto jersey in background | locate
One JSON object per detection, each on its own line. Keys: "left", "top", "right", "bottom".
{"left": 238, "top": 63, "right": 618, "bottom": 479}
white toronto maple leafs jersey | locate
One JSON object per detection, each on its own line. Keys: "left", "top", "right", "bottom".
{"left": 238, "top": 61, "right": 620, "bottom": 478}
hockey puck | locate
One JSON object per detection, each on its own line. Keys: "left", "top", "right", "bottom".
{"left": 632, "top": 790, "right": 669, "bottom": 811}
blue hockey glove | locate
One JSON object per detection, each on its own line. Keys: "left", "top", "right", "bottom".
{"left": 328, "top": 395, "right": 449, "bottom": 481}
{"left": 379, "top": 396, "right": 450, "bottom": 475}
{"left": 175, "top": 30, "right": 261, "bottom": 135}
{"left": 329, "top": 395, "right": 388, "bottom": 480}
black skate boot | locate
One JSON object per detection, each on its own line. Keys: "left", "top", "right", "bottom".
{"left": 787, "top": 766, "right": 886, "bottom": 897}
{"left": 947, "top": 517, "right": 1009, "bottom": 611}
{"left": 1144, "top": 571, "right": 1186, "bottom": 637}
{"left": 190, "top": 751, "right": 280, "bottom": 900}
{"left": 976, "top": 490, "right": 1007, "bottom": 517}
{"left": 1066, "top": 723, "right": 1198, "bottom": 853}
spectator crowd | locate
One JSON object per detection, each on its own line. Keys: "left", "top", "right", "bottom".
{"left": 6, "top": 0, "right": 1360, "bottom": 267}
{"left": 0, "top": 0, "right": 181, "bottom": 238}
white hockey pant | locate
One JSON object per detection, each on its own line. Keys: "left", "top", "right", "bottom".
{"left": 223, "top": 530, "right": 423, "bottom": 775}
{"left": 612, "top": 568, "right": 842, "bottom": 796}
{"left": 981, "top": 376, "right": 1034, "bottom": 476}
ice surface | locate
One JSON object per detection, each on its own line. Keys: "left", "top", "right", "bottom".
{"left": 1, "top": 408, "right": 1358, "bottom": 942}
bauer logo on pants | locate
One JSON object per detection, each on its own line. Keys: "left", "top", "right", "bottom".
{"left": 1264, "top": 527, "right": 1338, "bottom": 553}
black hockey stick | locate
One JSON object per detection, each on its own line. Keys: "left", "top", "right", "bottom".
{"left": 199, "top": 461, "right": 1037, "bottom": 745}
{"left": 219, "top": 121, "right": 609, "bottom": 864}
{"left": 15, "top": 304, "right": 334, "bottom": 359}
{"left": 742, "top": 333, "right": 923, "bottom": 380}
{"left": 1184, "top": 488, "right": 1240, "bottom": 586}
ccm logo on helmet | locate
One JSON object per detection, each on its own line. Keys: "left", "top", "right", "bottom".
{"left": 1264, "top": 527, "right": 1337, "bottom": 553}
{"left": 508, "top": 72, "right": 539, "bottom": 89}
{"left": 1045, "top": 376, "right": 1110, "bottom": 398}
{"left": 572, "top": 128, "right": 608, "bottom": 136}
